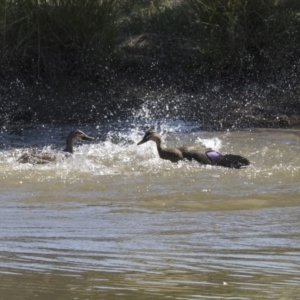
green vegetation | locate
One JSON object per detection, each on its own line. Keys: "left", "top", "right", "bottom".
{"left": 187, "top": 0, "right": 300, "bottom": 78}
{"left": 0, "top": 0, "right": 117, "bottom": 82}
{"left": 0, "top": 0, "right": 300, "bottom": 83}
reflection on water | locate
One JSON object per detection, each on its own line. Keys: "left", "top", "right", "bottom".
{"left": 0, "top": 123, "right": 300, "bottom": 299}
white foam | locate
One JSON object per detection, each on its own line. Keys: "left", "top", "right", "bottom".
{"left": 195, "top": 137, "right": 222, "bottom": 151}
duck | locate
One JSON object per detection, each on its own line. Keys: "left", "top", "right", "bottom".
{"left": 17, "top": 129, "right": 94, "bottom": 164}
{"left": 137, "top": 129, "right": 250, "bottom": 169}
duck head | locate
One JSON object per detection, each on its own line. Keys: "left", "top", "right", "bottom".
{"left": 137, "top": 128, "right": 161, "bottom": 145}
{"left": 64, "top": 129, "right": 94, "bottom": 153}
{"left": 70, "top": 130, "right": 95, "bottom": 141}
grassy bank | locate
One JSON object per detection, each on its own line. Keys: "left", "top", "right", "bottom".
{"left": 1, "top": 0, "right": 300, "bottom": 82}
{"left": 0, "top": 0, "right": 300, "bottom": 129}
{"left": 0, "top": 0, "right": 117, "bottom": 83}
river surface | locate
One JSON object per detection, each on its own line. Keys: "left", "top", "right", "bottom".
{"left": 0, "top": 122, "right": 300, "bottom": 300}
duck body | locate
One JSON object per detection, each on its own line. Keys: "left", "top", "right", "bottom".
{"left": 157, "top": 145, "right": 183, "bottom": 163}
{"left": 17, "top": 149, "right": 71, "bottom": 164}
{"left": 138, "top": 130, "right": 183, "bottom": 163}
{"left": 137, "top": 129, "right": 250, "bottom": 169}
{"left": 179, "top": 146, "right": 212, "bottom": 165}
{"left": 17, "top": 129, "right": 94, "bottom": 164}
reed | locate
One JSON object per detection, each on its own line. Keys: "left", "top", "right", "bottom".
{"left": 186, "top": 0, "right": 300, "bottom": 76}
{"left": 0, "top": 0, "right": 299, "bottom": 82}
{"left": 0, "top": 0, "right": 117, "bottom": 82}
{"left": 117, "top": 0, "right": 300, "bottom": 78}
{"left": 118, "top": 0, "right": 192, "bottom": 34}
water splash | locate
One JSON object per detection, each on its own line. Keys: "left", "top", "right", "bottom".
{"left": 195, "top": 137, "right": 222, "bottom": 151}
{"left": 1, "top": 124, "right": 299, "bottom": 190}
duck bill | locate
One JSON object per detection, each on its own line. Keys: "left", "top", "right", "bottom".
{"left": 82, "top": 134, "right": 95, "bottom": 141}
{"left": 137, "top": 139, "right": 146, "bottom": 145}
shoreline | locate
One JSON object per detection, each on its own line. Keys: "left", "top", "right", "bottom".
{"left": 1, "top": 77, "right": 299, "bottom": 132}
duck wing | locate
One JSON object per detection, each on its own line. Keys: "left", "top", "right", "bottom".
{"left": 178, "top": 145, "right": 250, "bottom": 168}
{"left": 158, "top": 146, "right": 184, "bottom": 163}
{"left": 179, "top": 146, "right": 212, "bottom": 165}
{"left": 17, "top": 150, "right": 68, "bottom": 164}
{"left": 17, "top": 152, "right": 54, "bottom": 164}
{"left": 215, "top": 154, "right": 250, "bottom": 169}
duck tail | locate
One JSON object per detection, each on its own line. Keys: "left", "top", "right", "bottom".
{"left": 215, "top": 154, "right": 250, "bottom": 169}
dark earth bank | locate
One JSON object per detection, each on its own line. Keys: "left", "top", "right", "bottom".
{"left": 1, "top": 77, "right": 299, "bottom": 132}
{"left": 1, "top": 33, "right": 300, "bottom": 132}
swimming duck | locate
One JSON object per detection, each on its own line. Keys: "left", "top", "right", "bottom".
{"left": 137, "top": 129, "right": 250, "bottom": 169}
{"left": 17, "top": 129, "right": 94, "bottom": 164}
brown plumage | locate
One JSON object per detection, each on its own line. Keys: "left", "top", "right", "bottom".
{"left": 17, "top": 129, "right": 94, "bottom": 164}
{"left": 137, "top": 129, "right": 250, "bottom": 169}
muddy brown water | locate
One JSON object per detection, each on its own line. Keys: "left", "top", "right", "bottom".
{"left": 0, "top": 124, "right": 300, "bottom": 299}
